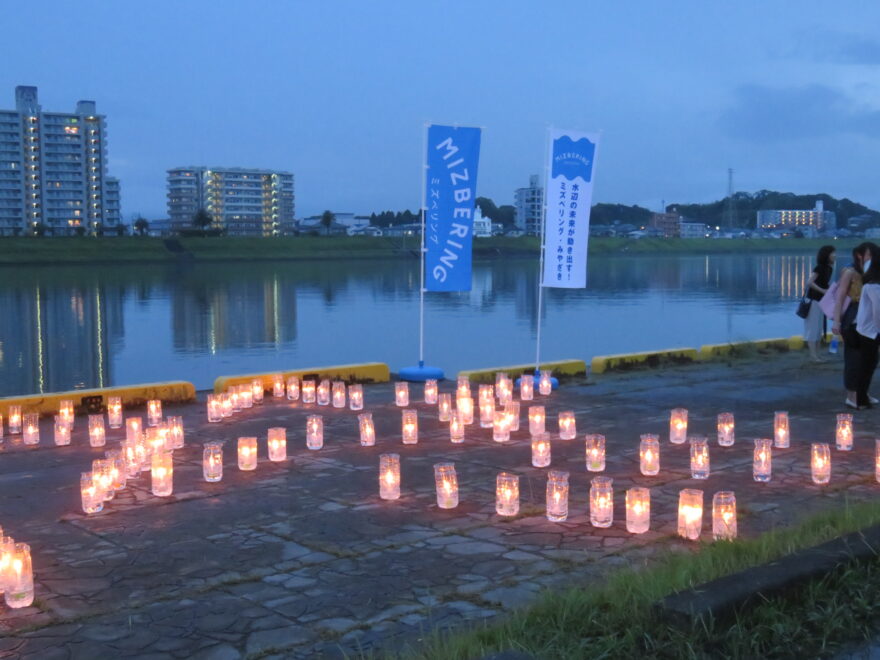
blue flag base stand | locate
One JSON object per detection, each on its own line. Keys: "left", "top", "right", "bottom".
{"left": 399, "top": 361, "right": 445, "bottom": 382}
{"left": 515, "top": 371, "right": 559, "bottom": 390}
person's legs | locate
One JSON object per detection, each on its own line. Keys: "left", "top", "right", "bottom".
{"left": 842, "top": 325, "right": 861, "bottom": 405}
{"left": 857, "top": 336, "right": 880, "bottom": 408}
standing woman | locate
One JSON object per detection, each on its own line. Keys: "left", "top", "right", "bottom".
{"left": 833, "top": 242, "right": 877, "bottom": 408}
{"left": 804, "top": 245, "right": 836, "bottom": 362}
{"left": 855, "top": 256, "right": 880, "bottom": 408}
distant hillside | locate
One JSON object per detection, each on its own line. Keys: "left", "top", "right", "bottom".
{"left": 668, "top": 190, "right": 880, "bottom": 229}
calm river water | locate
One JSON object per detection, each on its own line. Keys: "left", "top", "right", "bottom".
{"left": 0, "top": 253, "right": 821, "bottom": 396}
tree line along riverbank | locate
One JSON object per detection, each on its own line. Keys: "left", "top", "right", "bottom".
{"left": 0, "top": 236, "right": 859, "bottom": 265}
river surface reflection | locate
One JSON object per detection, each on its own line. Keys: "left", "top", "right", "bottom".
{"left": 0, "top": 253, "right": 819, "bottom": 395}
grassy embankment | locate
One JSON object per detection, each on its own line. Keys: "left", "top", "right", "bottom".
{"left": 0, "top": 235, "right": 858, "bottom": 265}
{"left": 406, "top": 499, "right": 880, "bottom": 660}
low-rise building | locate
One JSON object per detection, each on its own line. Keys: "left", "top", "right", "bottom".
{"left": 679, "top": 221, "right": 708, "bottom": 238}
{"left": 649, "top": 212, "right": 681, "bottom": 238}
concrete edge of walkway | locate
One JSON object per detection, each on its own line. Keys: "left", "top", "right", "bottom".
{"left": 656, "top": 523, "right": 880, "bottom": 626}
{"left": 458, "top": 360, "right": 587, "bottom": 383}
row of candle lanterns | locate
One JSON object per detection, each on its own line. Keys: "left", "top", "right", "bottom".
{"left": 375, "top": 456, "right": 736, "bottom": 541}
{"left": 80, "top": 412, "right": 186, "bottom": 512}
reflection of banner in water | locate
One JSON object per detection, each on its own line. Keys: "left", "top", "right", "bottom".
{"left": 424, "top": 124, "right": 482, "bottom": 292}
{"left": 542, "top": 129, "right": 599, "bottom": 289}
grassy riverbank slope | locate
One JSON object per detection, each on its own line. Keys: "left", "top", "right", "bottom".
{"left": 0, "top": 235, "right": 858, "bottom": 265}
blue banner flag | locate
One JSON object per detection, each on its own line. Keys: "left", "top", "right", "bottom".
{"left": 424, "top": 124, "right": 482, "bottom": 292}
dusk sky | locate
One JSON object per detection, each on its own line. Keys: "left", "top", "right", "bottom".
{"left": 4, "top": 2, "right": 880, "bottom": 220}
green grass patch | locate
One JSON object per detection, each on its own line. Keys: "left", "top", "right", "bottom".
{"left": 406, "top": 499, "right": 880, "bottom": 660}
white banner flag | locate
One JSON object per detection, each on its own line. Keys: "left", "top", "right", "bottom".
{"left": 542, "top": 129, "right": 600, "bottom": 288}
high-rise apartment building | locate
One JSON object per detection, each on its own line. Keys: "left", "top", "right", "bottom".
{"left": 514, "top": 174, "right": 544, "bottom": 235}
{"left": 756, "top": 200, "right": 836, "bottom": 232}
{"left": 167, "top": 167, "right": 294, "bottom": 236}
{"left": 0, "top": 86, "right": 121, "bottom": 236}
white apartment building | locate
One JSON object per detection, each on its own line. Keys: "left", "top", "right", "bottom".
{"left": 514, "top": 174, "right": 544, "bottom": 236}
{"left": 0, "top": 86, "right": 121, "bottom": 236}
{"left": 167, "top": 167, "right": 294, "bottom": 236}
{"left": 756, "top": 200, "right": 837, "bottom": 232}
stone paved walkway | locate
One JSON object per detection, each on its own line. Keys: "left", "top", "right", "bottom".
{"left": 0, "top": 352, "right": 877, "bottom": 659}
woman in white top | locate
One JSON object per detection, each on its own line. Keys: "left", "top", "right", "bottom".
{"left": 855, "top": 255, "right": 880, "bottom": 408}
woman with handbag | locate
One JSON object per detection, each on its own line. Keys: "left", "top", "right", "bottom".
{"left": 803, "top": 245, "right": 836, "bottom": 362}
{"left": 832, "top": 242, "right": 877, "bottom": 408}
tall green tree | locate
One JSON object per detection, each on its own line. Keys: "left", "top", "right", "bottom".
{"left": 320, "top": 210, "right": 335, "bottom": 236}
{"left": 193, "top": 208, "right": 213, "bottom": 229}
{"left": 133, "top": 217, "right": 149, "bottom": 236}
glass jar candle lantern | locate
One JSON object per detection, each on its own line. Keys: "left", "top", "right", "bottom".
{"left": 358, "top": 412, "right": 376, "bottom": 447}
{"left": 147, "top": 399, "right": 162, "bottom": 427}
{"left": 207, "top": 394, "right": 222, "bottom": 423}
{"left": 626, "top": 487, "right": 651, "bottom": 534}
{"left": 349, "top": 384, "right": 364, "bottom": 411}
{"left": 479, "top": 399, "right": 495, "bottom": 429}
{"left": 332, "top": 381, "right": 346, "bottom": 408}
{"left": 251, "top": 379, "right": 264, "bottom": 404}
{"left": 753, "top": 438, "right": 772, "bottom": 482}
{"left": 689, "top": 436, "right": 710, "bottom": 479}
{"left": 585, "top": 434, "right": 606, "bottom": 472}
{"left": 151, "top": 451, "right": 174, "bottom": 497}
{"left": 240, "top": 388, "right": 253, "bottom": 409}
{"left": 678, "top": 488, "right": 703, "bottom": 540}
{"left": 59, "top": 399, "right": 74, "bottom": 427}
{"left": 81, "top": 472, "right": 103, "bottom": 514}
{"left": 54, "top": 415, "right": 71, "bottom": 446}
{"left": 438, "top": 393, "right": 452, "bottom": 422}
{"left": 434, "top": 462, "right": 458, "bottom": 509}
{"left": 774, "top": 411, "right": 790, "bottom": 449}
{"left": 669, "top": 408, "right": 688, "bottom": 444}
{"left": 401, "top": 410, "right": 418, "bottom": 445}
{"left": 317, "top": 379, "right": 330, "bottom": 406}
{"left": 558, "top": 411, "right": 576, "bottom": 440}
{"left": 712, "top": 491, "right": 737, "bottom": 540}
{"left": 301, "top": 379, "right": 316, "bottom": 404}
{"left": 167, "top": 416, "right": 184, "bottom": 449}
{"left": 23, "top": 413, "right": 40, "bottom": 445}
{"left": 456, "top": 376, "right": 470, "bottom": 399}
{"left": 590, "top": 476, "right": 614, "bottom": 528}
{"left": 495, "top": 472, "right": 520, "bottom": 516}
{"left": 836, "top": 413, "right": 853, "bottom": 451}
{"left": 272, "top": 374, "right": 285, "bottom": 398}
{"left": 532, "top": 432, "right": 551, "bottom": 467}
{"left": 505, "top": 401, "right": 520, "bottom": 432}
{"left": 379, "top": 453, "right": 400, "bottom": 500}
{"left": 88, "top": 414, "right": 106, "bottom": 448}
{"left": 640, "top": 433, "right": 660, "bottom": 475}
{"left": 545, "top": 470, "right": 569, "bottom": 522}
{"left": 395, "top": 382, "right": 409, "bottom": 407}
{"left": 8, "top": 405, "right": 21, "bottom": 435}
{"left": 107, "top": 396, "right": 123, "bottom": 429}
{"left": 717, "top": 412, "right": 735, "bottom": 447}
{"left": 306, "top": 415, "right": 323, "bottom": 450}
{"left": 237, "top": 437, "right": 257, "bottom": 471}
{"left": 203, "top": 441, "right": 223, "bottom": 482}
{"left": 538, "top": 370, "right": 553, "bottom": 395}
{"left": 424, "top": 379, "right": 438, "bottom": 405}
{"left": 4, "top": 543, "right": 34, "bottom": 609}
{"left": 811, "top": 443, "right": 831, "bottom": 484}
{"left": 493, "top": 410, "right": 510, "bottom": 443}
{"left": 520, "top": 374, "right": 534, "bottom": 401}
{"left": 457, "top": 396, "right": 474, "bottom": 425}
{"left": 287, "top": 376, "right": 301, "bottom": 401}
{"left": 267, "top": 427, "right": 287, "bottom": 462}
{"left": 449, "top": 410, "right": 465, "bottom": 444}
{"left": 528, "top": 405, "right": 545, "bottom": 436}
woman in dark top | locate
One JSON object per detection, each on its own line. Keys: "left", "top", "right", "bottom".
{"left": 804, "top": 245, "right": 835, "bottom": 362}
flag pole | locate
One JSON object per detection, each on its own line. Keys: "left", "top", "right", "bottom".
{"left": 400, "top": 122, "right": 444, "bottom": 382}
{"left": 535, "top": 126, "right": 552, "bottom": 373}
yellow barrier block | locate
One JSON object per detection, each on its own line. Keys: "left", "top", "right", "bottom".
{"left": 0, "top": 381, "right": 196, "bottom": 416}
{"left": 591, "top": 348, "right": 698, "bottom": 374}
{"left": 788, "top": 335, "right": 805, "bottom": 350}
{"left": 214, "top": 362, "right": 390, "bottom": 393}
{"left": 699, "top": 337, "right": 793, "bottom": 360}
{"left": 458, "top": 360, "right": 586, "bottom": 384}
